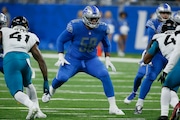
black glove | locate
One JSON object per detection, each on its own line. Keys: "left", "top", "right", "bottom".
{"left": 158, "top": 72, "right": 167, "bottom": 84}
{"left": 43, "top": 80, "right": 49, "bottom": 94}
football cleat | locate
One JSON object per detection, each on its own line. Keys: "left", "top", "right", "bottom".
{"left": 26, "top": 104, "right": 38, "bottom": 120}
{"left": 124, "top": 92, "right": 136, "bottom": 104}
{"left": 134, "top": 105, "right": 143, "bottom": 114}
{"left": 170, "top": 101, "right": 180, "bottom": 120}
{"left": 109, "top": 106, "right": 125, "bottom": 115}
{"left": 34, "top": 110, "right": 47, "bottom": 118}
{"left": 157, "top": 116, "right": 168, "bottom": 120}
{"left": 42, "top": 93, "right": 51, "bottom": 103}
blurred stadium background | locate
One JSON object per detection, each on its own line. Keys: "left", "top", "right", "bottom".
{"left": 0, "top": 1, "right": 180, "bottom": 119}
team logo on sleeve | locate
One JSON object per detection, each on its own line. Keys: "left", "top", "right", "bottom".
{"left": 66, "top": 23, "right": 73, "bottom": 33}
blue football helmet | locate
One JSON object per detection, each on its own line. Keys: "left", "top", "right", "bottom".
{"left": 156, "top": 3, "right": 171, "bottom": 22}
{"left": 173, "top": 10, "right": 180, "bottom": 25}
{"left": 82, "top": 6, "right": 101, "bottom": 28}
{"left": 0, "top": 13, "right": 7, "bottom": 27}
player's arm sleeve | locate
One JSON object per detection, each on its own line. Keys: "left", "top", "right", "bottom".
{"left": 145, "top": 19, "right": 156, "bottom": 42}
{"left": 101, "top": 25, "right": 111, "bottom": 53}
{"left": 144, "top": 41, "right": 159, "bottom": 64}
{"left": 146, "top": 27, "right": 156, "bottom": 42}
{"left": 56, "top": 22, "right": 73, "bottom": 53}
{"left": 164, "top": 30, "right": 180, "bottom": 73}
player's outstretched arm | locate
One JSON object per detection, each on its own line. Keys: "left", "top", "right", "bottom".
{"left": 30, "top": 44, "right": 49, "bottom": 94}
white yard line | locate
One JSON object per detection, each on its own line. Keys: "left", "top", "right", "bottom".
{"left": 41, "top": 53, "right": 141, "bottom": 63}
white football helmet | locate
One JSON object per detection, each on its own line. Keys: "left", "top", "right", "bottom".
{"left": 82, "top": 6, "right": 101, "bottom": 28}
{"left": 156, "top": 3, "right": 171, "bottom": 22}
{"left": 0, "top": 13, "right": 7, "bottom": 27}
{"left": 173, "top": 10, "right": 180, "bottom": 25}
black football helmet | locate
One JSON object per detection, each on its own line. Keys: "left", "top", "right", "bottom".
{"left": 161, "top": 19, "right": 177, "bottom": 33}
{"left": 10, "top": 16, "right": 29, "bottom": 30}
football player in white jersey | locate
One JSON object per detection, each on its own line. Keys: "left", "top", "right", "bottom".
{"left": 143, "top": 19, "right": 179, "bottom": 120}
{"left": 0, "top": 16, "right": 49, "bottom": 120}
{"left": 158, "top": 11, "right": 180, "bottom": 120}
{"left": 0, "top": 13, "right": 7, "bottom": 73}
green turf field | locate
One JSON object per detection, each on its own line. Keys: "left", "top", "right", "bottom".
{"left": 0, "top": 52, "right": 174, "bottom": 120}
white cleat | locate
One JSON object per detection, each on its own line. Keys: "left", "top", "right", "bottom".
{"left": 109, "top": 106, "right": 125, "bottom": 115}
{"left": 42, "top": 93, "right": 51, "bottom": 103}
{"left": 26, "top": 104, "right": 38, "bottom": 120}
{"left": 34, "top": 110, "right": 47, "bottom": 118}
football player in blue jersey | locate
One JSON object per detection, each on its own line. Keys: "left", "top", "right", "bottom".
{"left": 42, "top": 5, "right": 125, "bottom": 115}
{"left": 124, "top": 3, "right": 173, "bottom": 114}
{"left": 0, "top": 13, "right": 7, "bottom": 73}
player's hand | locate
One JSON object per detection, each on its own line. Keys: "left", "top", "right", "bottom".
{"left": 54, "top": 53, "right": 70, "bottom": 66}
{"left": 105, "top": 56, "right": 116, "bottom": 72}
{"left": 43, "top": 80, "right": 49, "bottom": 94}
{"left": 158, "top": 72, "right": 167, "bottom": 84}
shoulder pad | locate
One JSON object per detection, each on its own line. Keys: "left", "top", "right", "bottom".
{"left": 152, "top": 33, "right": 164, "bottom": 39}
{"left": 99, "top": 22, "right": 109, "bottom": 34}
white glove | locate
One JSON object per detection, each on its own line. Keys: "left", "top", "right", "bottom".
{"left": 54, "top": 53, "right": 70, "bottom": 66}
{"left": 105, "top": 56, "right": 116, "bottom": 72}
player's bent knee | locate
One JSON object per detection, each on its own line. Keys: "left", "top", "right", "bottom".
{"left": 56, "top": 74, "right": 69, "bottom": 82}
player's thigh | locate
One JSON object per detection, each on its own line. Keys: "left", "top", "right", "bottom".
{"left": 3, "top": 60, "right": 23, "bottom": 96}
{"left": 56, "top": 58, "right": 80, "bottom": 81}
{"left": 22, "top": 62, "right": 32, "bottom": 87}
{"left": 164, "top": 62, "right": 180, "bottom": 89}
{"left": 85, "top": 57, "right": 109, "bottom": 78}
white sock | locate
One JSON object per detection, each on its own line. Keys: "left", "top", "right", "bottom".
{"left": 14, "top": 91, "right": 33, "bottom": 108}
{"left": 161, "top": 87, "right": 171, "bottom": 116}
{"left": 50, "top": 85, "right": 56, "bottom": 96}
{"left": 26, "top": 84, "right": 40, "bottom": 110}
{"left": 108, "top": 96, "right": 117, "bottom": 107}
{"left": 136, "top": 98, "right": 144, "bottom": 107}
{"left": 170, "top": 90, "right": 179, "bottom": 108}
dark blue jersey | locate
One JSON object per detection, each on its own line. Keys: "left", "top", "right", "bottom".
{"left": 57, "top": 19, "right": 111, "bottom": 60}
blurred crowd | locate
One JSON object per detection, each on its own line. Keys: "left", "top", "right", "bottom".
{"left": 0, "top": 0, "right": 180, "bottom": 6}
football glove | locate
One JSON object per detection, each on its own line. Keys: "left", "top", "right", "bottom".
{"left": 158, "top": 72, "right": 167, "bottom": 84}
{"left": 105, "top": 56, "right": 116, "bottom": 72}
{"left": 43, "top": 80, "right": 49, "bottom": 94}
{"left": 54, "top": 53, "right": 70, "bottom": 66}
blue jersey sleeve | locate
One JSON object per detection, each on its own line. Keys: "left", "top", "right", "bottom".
{"left": 145, "top": 19, "right": 162, "bottom": 43}
{"left": 56, "top": 30, "right": 73, "bottom": 53}
{"left": 56, "top": 22, "right": 74, "bottom": 53}
{"left": 146, "top": 27, "right": 156, "bottom": 42}
{"left": 100, "top": 22, "right": 111, "bottom": 53}
{"left": 147, "top": 41, "right": 159, "bottom": 56}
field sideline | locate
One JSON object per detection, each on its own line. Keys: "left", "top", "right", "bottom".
{"left": 0, "top": 53, "right": 176, "bottom": 120}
